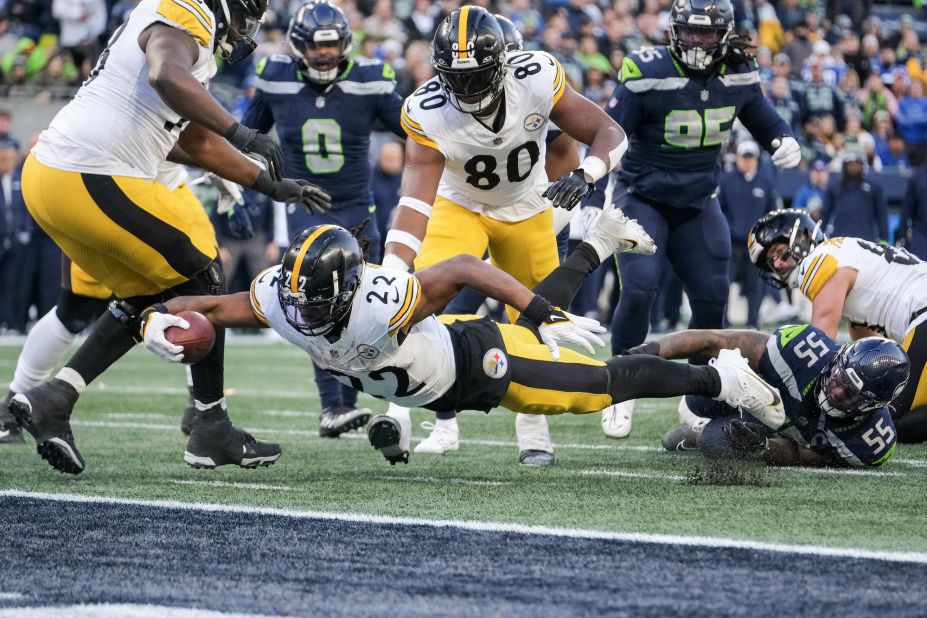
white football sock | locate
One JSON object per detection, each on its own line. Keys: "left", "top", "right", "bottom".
{"left": 55, "top": 367, "right": 86, "bottom": 395}
{"left": 9, "top": 308, "right": 76, "bottom": 394}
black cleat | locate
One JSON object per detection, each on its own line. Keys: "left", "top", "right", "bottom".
{"left": 9, "top": 380, "right": 82, "bottom": 473}
{"left": 184, "top": 418, "right": 282, "bottom": 469}
{"left": 367, "top": 415, "right": 409, "bottom": 465}
{"left": 320, "top": 406, "right": 372, "bottom": 438}
{"left": 661, "top": 421, "right": 706, "bottom": 452}
{"left": 0, "top": 391, "right": 24, "bottom": 444}
{"left": 518, "top": 450, "right": 555, "bottom": 466}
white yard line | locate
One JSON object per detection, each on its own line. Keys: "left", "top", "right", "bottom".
{"left": 581, "top": 469, "right": 687, "bottom": 481}
{"left": 375, "top": 475, "right": 510, "bottom": 487}
{"left": 170, "top": 480, "right": 293, "bottom": 492}
{"left": 2, "top": 490, "right": 925, "bottom": 565}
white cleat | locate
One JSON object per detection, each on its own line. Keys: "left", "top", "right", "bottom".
{"left": 601, "top": 399, "right": 635, "bottom": 439}
{"left": 710, "top": 349, "right": 784, "bottom": 429}
{"left": 414, "top": 420, "right": 460, "bottom": 454}
{"left": 677, "top": 396, "right": 706, "bottom": 425}
{"left": 587, "top": 207, "right": 657, "bottom": 256}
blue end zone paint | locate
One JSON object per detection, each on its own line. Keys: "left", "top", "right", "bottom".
{"left": 1, "top": 496, "right": 925, "bottom": 617}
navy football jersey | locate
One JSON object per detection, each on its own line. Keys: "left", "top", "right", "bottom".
{"left": 758, "top": 324, "right": 897, "bottom": 467}
{"left": 606, "top": 45, "right": 791, "bottom": 209}
{"left": 242, "top": 55, "right": 404, "bottom": 209}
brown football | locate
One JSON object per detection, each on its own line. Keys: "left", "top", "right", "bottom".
{"left": 165, "top": 311, "right": 216, "bottom": 365}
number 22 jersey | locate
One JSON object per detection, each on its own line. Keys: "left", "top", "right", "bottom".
{"left": 250, "top": 264, "right": 457, "bottom": 407}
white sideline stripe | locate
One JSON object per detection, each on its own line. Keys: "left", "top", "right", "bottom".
{"left": 0, "top": 593, "right": 24, "bottom": 599}
{"left": 68, "top": 419, "right": 663, "bottom": 452}
{"left": 376, "top": 475, "right": 510, "bottom": 487}
{"left": 106, "top": 412, "right": 172, "bottom": 420}
{"left": 0, "top": 604, "right": 285, "bottom": 618}
{"left": 171, "top": 480, "right": 293, "bottom": 491}
{"left": 262, "top": 410, "right": 316, "bottom": 418}
{"left": 895, "top": 459, "right": 927, "bottom": 468}
{"left": 2, "top": 490, "right": 926, "bottom": 565}
{"left": 581, "top": 469, "right": 686, "bottom": 481}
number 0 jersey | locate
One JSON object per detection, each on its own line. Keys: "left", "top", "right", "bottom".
{"left": 792, "top": 237, "right": 927, "bottom": 341}
{"left": 250, "top": 264, "right": 457, "bottom": 407}
{"left": 32, "top": 0, "right": 218, "bottom": 179}
{"left": 401, "top": 50, "right": 566, "bottom": 222}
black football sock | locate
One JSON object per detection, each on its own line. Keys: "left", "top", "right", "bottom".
{"left": 64, "top": 311, "right": 137, "bottom": 386}
{"left": 529, "top": 243, "right": 601, "bottom": 309}
{"left": 606, "top": 355, "right": 721, "bottom": 403}
{"left": 190, "top": 325, "right": 226, "bottom": 417}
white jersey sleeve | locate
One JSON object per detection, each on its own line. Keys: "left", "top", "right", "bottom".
{"left": 250, "top": 264, "right": 458, "bottom": 407}
{"left": 401, "top": 51, "right": 567, "bottom": 222}
{"left": 794, "top": 237, "right": 927, "bottom": 341}
{"left": 31, "top": 0, "right": 217, "bottom": 179}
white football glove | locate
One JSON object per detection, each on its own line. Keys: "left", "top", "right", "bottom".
{"left": 142, "top": 312, "right": 189, "bottom": 363}
{"left": 203, "top": 172, "right": 245, "bottom": 215}
{"left": 538, "top": 311, "right": 607, "bottom": 361}
{"left": 771, "top": 136, "right": 801, "bottom": 169}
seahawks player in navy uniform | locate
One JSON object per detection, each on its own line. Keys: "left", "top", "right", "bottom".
{"left": 597, "top": 0, "right": 802, "bottom": 438}
{"left": 645, "top": 326, "right": 907, "bottom": 467}
{"left": 242, "top": 0, "right": 404, "bottom": 436}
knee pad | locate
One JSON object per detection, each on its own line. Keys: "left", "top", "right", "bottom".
{"left": 173, "top": 260, "right": 225, "bottom": 297}
{"left": 688, "top": 299, "right": 726, "bottom": 330}
{"left": 56, "top": 291, "right": 110, "bottom": 334}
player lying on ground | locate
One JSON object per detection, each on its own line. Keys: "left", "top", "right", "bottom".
{"left": 140, "top": 211, "right": 783, "bottom": 464}
{"left": 749, "top": 209, "right": 927, "bottom": 443}
{"left": 647, "top": 326, "right": 908, "bottom": 468}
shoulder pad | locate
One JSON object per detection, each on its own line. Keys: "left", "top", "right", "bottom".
{"left": 623, "top": 46, "right": 680, "bottom": 79}
{"left": 348, "top": 59, "right": 397, "bottom": 83}
{"left": 717, "top": 62, "right": 761, "bottom": 87}
{"left": 255, "top": 55, "right": 299, "bottom": 81}
{"left": 796, "top": 241, "right": 842, "bottom": 300}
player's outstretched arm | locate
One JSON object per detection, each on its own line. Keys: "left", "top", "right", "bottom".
{"left": 639, "top": 329, "right": 770, "bottom": 368}
{"left": 808, "top": 269, "right": 856, "bottom": 339}
{"left": 384, "top": 138, "right": 445, "bottom": 271}
{"left": 161, "top": 293, "right": 263, "bottom": 329}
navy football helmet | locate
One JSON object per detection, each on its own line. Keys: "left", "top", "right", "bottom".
{"left": 494, "top": 14, "right": 524, "bottom": 52}
{"left": 288, "top": 1, "right": 353, "bottom": 84}
{"left": 211, "top": 0, "right": 266, "bottom": 63}
{"left": 669, "top": 0, "right": 735, "bottom": 71}
{"left": 432, "top": 6, "right": 507, "bottom": 113}
{"left": 816, "top": 338, "right": 910, "bottom": 420}
{"left": 748, "top": 209, "right": 826, "bottom": 288}
{"left": 278, "top": 225, "right": 364, "bottom": 336}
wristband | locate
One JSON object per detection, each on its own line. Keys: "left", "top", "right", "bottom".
{"left": 522, "top": 294, "right": 553, "bottom": 325}
{"left": 579, "top": 156, "right": 608, "bottom": 182}
{"left": 384, "top": 229, "right": 423, "bottom": 255}
{"left": 398, "top": 196, "right": 433, "bottom": 218}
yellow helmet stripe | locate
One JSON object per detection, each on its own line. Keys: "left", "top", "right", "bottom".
{"left": 457, "top": 6, "right": 471, "bottom": 59}
{"left": 291, "top": 225, "right": 336, "bottom": 293}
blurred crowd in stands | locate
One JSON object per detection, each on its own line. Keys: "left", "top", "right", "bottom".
{"left": 1, "top": 0, "right": 927, "bottom": 334}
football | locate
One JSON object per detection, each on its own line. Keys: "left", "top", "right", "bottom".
{"left": 165, "top": 311, "right": 215, "bottom": 365}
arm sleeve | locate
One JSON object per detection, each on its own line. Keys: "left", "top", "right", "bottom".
{"left": 241, "top": 90, "right": 275, "bottom": 134}
{"left": 739, "top": 85, "right": 794, "bottom": 152}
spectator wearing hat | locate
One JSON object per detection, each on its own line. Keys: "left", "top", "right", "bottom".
{"left": 900, "top": 159, "right": 927, "bottom": 259}
{"left": 719, "top": 141, "right": 779, "bottom": 329}
{"left": 897, "top": 78, "right": 927, "bottom": 166}
{"left": 793, "top": 159, "right": 829, "bottom": 218}
{"left": 802, "top": 56, "right": 846, "bottom": 131}
{"left": 821, "top": 151, "right": 888, "bottom": 242}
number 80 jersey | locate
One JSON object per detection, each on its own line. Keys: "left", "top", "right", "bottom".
{"left": 401, "top": 51, "right": 567, "bottom": 222}
{"left": 249, "top": 264, "right": 458, "bottom": 407}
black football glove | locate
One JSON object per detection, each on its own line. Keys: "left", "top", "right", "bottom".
{"left": 225, "top": 122, "right": 284, "bottom": 181}
{"left": 725, "top": 420, "right": 769, "bottom": 459}
{"left": 252, "top": 169, "right": 332, "bottom": 215}
{"left": 542, "top": 169, "right": 595, "bottom": 211}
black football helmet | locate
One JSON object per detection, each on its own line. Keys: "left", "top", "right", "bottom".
{"left": 816, "top": 338, "right": 910, "bottom": 420}
{"left": 211, "top": 0, "right": 266, "bottom": 63}
{"left": 748, "top": 209, "right": 826, "bottom": 288}
{"left": 668, "top": 0, "right": 734, "bottom": 71}
{"left": 278, "top": 225, "right": 364, "bottom": 336}
{"left": 432, "top": 6, "right": 507, "bottom": 113}
{"left": 288, "top": 1, "right": 352, "bottom": 84}
{"left": 494, "top": 14, "right": 524, "bottom": 52}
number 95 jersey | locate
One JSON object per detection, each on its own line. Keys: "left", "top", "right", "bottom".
{"left": 249, "top": 264, "right": 457, "bottom": 407}
{"left": 401, "top": 50, "right": 567, "bottom": 222}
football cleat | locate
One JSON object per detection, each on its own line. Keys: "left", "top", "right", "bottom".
{"left": 0, "top": 391, "right": 24, "bottom": 444}
{"left": 9, "top": 379, "right": 82, "bottom": 473}
{"left": 180, "top": 388, "right": 197, "bottom": 436}
{"left": 184, "top": 418, "right": 281, "bottom": 469}
{"left": 661, "top": 418, "right": 709, "bottom": 452}
{"left": 586, "top": 207, "right": 657, "bottom": 256}
{"left": 601, "top": 399, "right": 635, "bottom": 439}
{"left": 711, "top": 349, "right": 784, "bottom": 429}
{"left": 518, "top": 449, "right": 555, "bottom": 466}
{"left": 367, "top": 414, "right": 410, "bottom": 465}
{"left": 413, "top": 420, "right": 459, "bottom": 454}
{"left": 319, "top": 405, "right": 372, "bottom": 438}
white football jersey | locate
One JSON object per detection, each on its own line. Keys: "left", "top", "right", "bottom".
{"left": 401, "top": 50, "right": 567, "bottom": 222}
{"left": 792, "top": 237, "right": 927, "bottom": 341}
{"left": 32, "top": 0, "right": 218, "bottom": 179}
{"left": 250, "top": 264, "right": 458, "bottom": 408}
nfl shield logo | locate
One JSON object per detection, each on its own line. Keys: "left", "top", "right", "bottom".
{"left": 700, "top": 89, "right": 709, "bottom": 101}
